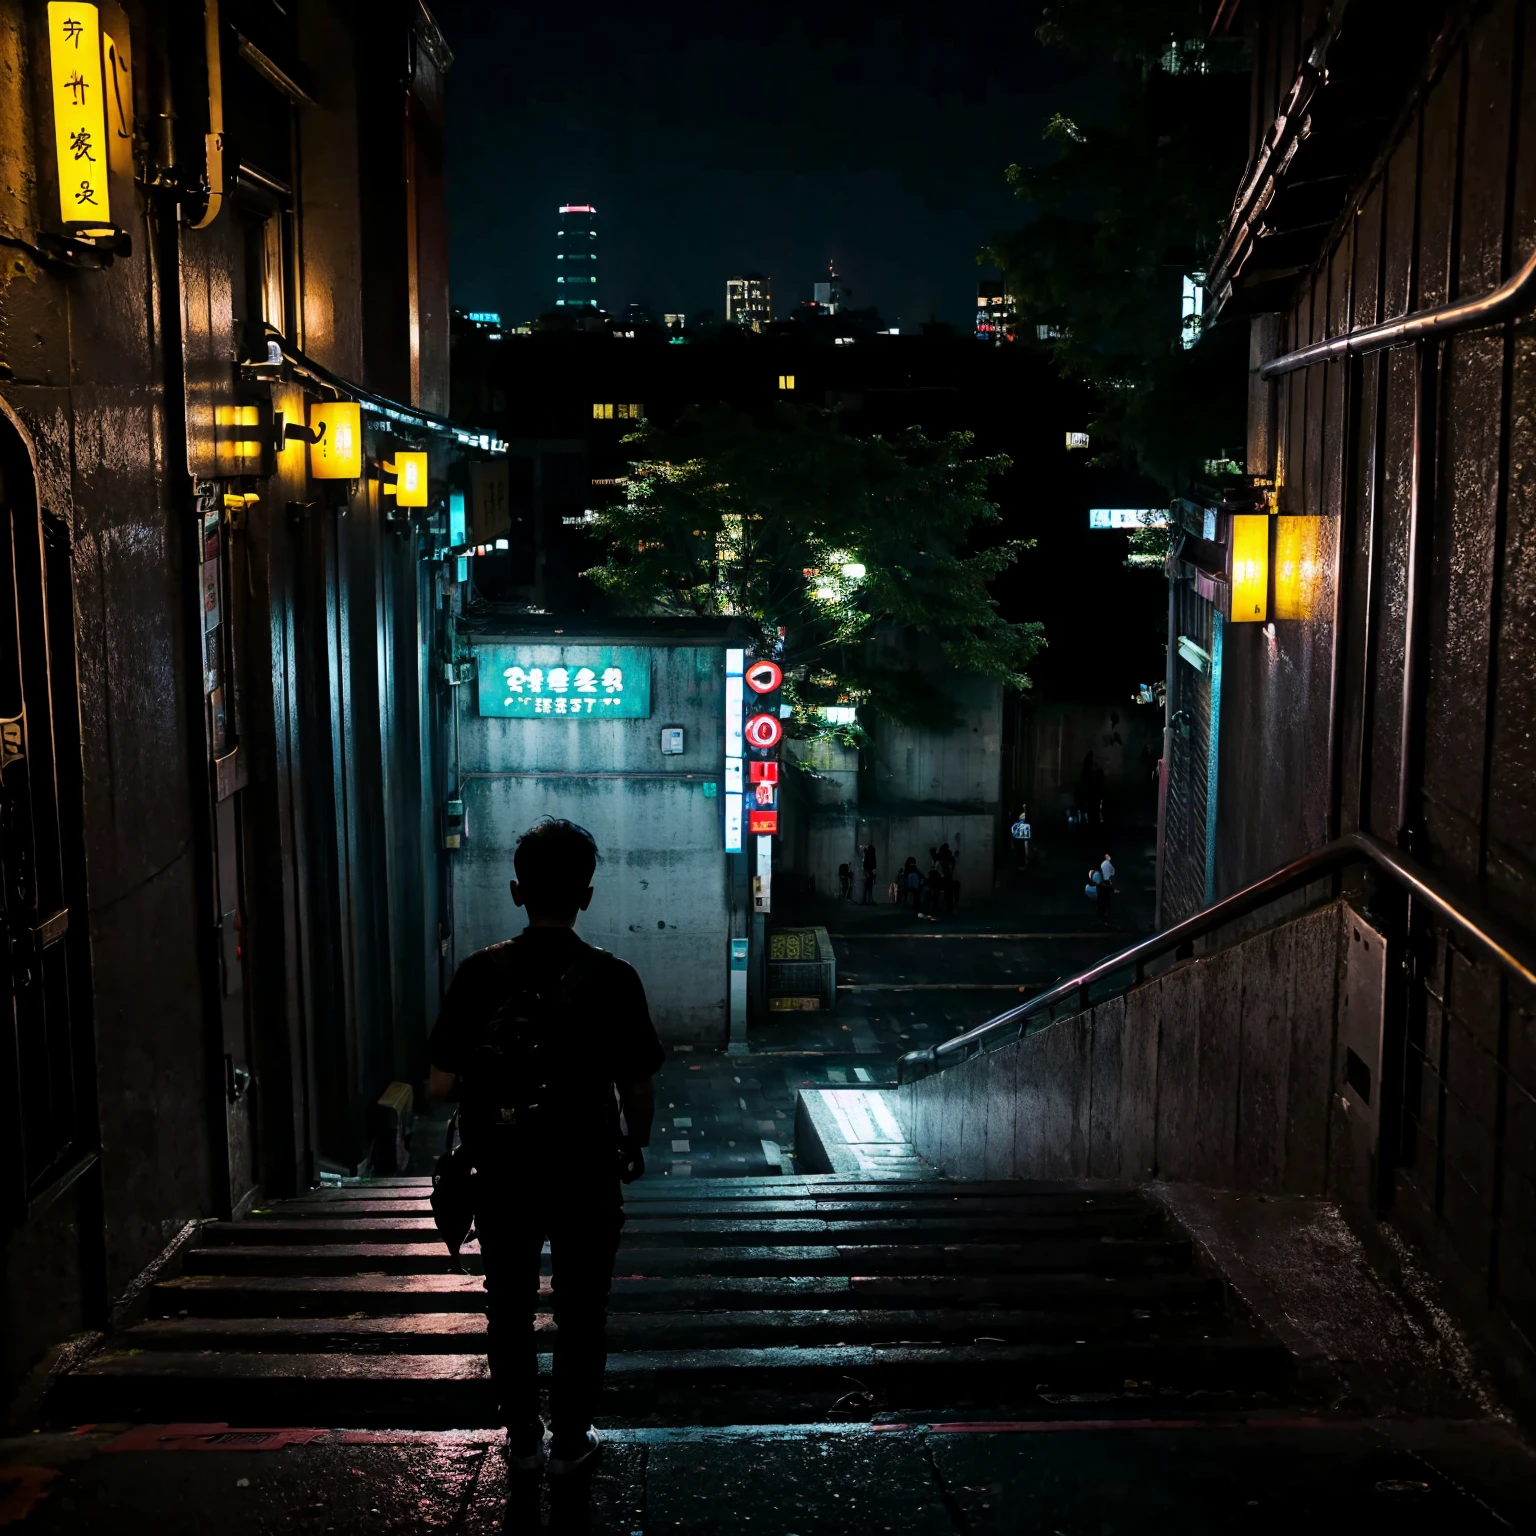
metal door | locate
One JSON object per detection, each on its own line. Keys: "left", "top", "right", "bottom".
{"left": 0, "top": 410, "right": 96, "bottom": 1219}
{"left": 195, "top": 481, "right": 258, "bottom": 1213}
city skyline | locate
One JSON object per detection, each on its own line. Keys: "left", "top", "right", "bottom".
{"left": 436, "top": 0, "right": 1090, "bottom": 330}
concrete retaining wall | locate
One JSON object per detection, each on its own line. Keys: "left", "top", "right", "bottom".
{"left": 895, "top": 902, "right": 1345, "bottom": 1192}
{"left": 454, "top": 640, "right": 730, "bottom": 1044}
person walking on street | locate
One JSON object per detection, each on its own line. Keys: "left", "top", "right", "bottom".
{"left": 861, "top": 842, "right": 878, "bottom": 905}
{"left": 838, "top": 862, "right": 853, "bottom": 900}
{"left": 901, "top": 857, "right": 923, "bottom": 911}
{"left": 1099, "top": 852, "right": 1115, "bottom": 923}
{"left": 428, "top": 818, "right": 664, "bottom": 1478}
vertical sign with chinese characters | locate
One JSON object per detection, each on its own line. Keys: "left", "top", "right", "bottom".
{"left": 724, "top": 648, "right": 744, "bottom": 853}
{"left": 48, "top": 2, "right": 110, "bottom": 230}
{"left": 474, "top": 645, "right": 652, "bottom": 719}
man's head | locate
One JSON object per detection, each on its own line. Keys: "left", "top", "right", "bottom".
{"left": 511, "top": 818, "right": 598, "bottom": 924}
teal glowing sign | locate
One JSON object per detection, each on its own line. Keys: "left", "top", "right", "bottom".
{"left": 475, "top": 645, "right": 651, "bottom": 719}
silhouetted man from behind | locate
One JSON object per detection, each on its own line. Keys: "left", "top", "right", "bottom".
{"left": 429, "top": 819, "right": 663, "bottom": 1478}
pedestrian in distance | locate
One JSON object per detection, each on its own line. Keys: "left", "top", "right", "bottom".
{"left": 861, "top": 842, "right": 878, "bottom": 905}
{"left": 428, "top": 818, "right": 663, "bottom": 1479}
{"left": 902, "top": 857, "right": 923, "bottom": 911}
{"left": 1099, "top": 852, "right": 1115, "bottom": 922}
{"left": 838, "top": 862, "right": 853, "bottom": 900}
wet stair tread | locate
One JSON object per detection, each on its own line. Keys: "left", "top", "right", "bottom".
{"left": 213, "top": 1211, "right": 1164, "bottom": 1243}
{"left": 261, "top": 1192, "right": 1153, "bottom": 1219}
{"left": 78, "top": 1336, "right": 1288, "bottom": 1383}
{"left": 151, "top": 1268, "right": 1226, "bottom": 1315}
{"left": 183, "top": 1237, "right": 1193, "bottom": 1277}
{"left": 118, "top": 1306, "right": 1264, "bottom": 1352}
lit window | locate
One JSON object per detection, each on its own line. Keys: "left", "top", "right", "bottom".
{"left": 778, "top": 375, "right": 795, "bottom": 390}
{"left": 592, "top": 403, "right": 614, "bottom": 419}
{"left": 1065, "top": 431, "right": 1090, "bottom": 449}
{"left": 616, "top": 403, "right": 642, "bottom": 419}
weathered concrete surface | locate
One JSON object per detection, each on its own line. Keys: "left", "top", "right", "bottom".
{"left": 3, "top": 1418, "right": 1531, "bottom": 1533}
{"left": 1150, "top": 1184, "right": 1497, "bottom": 1420}
{"left": 454, "top": 640, "right": 729, "bottom": 1042}
{"left": 794, "top": 1088, "right": 932, "bottom": 1178}
{"left": 896, "top": 902, "right": 1345, "bottom": 1192}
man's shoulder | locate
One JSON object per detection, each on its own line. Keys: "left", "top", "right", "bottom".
{"left": 458, "top": 939, "right": 518, "bottom": 977}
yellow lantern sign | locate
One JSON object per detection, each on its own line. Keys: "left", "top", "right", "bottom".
{"left": 47, "top": 2, "right": 111, "bottom": 231}
{"left": 385, "top": 450, "right": 429, "bottom": 507}
{"left": 1274, "top": 516, "right": 1322, "bottom": 621}
{"left": 309, "top": 401, "right": 362, "bottom": 479}
{"left": 1229, "top": 514, "right": 1269, "bottom": 623}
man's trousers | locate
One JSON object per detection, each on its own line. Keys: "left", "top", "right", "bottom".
{"left": 475, "top": 1181, "right": 624, "bottom": 1435}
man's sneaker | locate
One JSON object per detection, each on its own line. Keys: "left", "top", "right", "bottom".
{"left": 505, "top": 1421, "right": 546, "bottom": 1474}
{"left": 547, "top": 1428, "right": 601, "bottom": 1477}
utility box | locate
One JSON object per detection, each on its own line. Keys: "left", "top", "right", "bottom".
{"left": 767, "top": 926, "right": 835, "bottom": 1012}
{"left": 661, "top": 726, "right": 684, "bottom": 754}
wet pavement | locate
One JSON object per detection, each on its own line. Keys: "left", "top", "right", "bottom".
{"left": 5, "top": 1417, "right": 1532, "bottom": 1533}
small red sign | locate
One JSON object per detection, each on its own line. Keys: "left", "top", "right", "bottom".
{"left": 745, "top": 659, "right": 783, "bottom": 694}
{"left": 744, "top": 712, "right": 783, "bottom": 749}
{"left": 749, "top": 760, "right": 779, "bottom": 784}
{"left": 754, "top": 782, "right": 776, "bottom": 807}
{"left": 748, "top": 809, "right": 778, "bottom": 835}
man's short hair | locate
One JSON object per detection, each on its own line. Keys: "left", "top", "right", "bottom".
{"left": 514, "top": 818, "right": 599, "bottom": 917}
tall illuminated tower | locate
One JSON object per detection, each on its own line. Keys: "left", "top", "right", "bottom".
{"left": 555, "top": 204, "right": 597, "bottom": 310}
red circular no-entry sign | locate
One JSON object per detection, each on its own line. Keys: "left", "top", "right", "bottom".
{"left": 744, "top": 712, "right": 783, "bottom": 749}
{"left": 745, "top": 659, "right": 783, "bottom": 694}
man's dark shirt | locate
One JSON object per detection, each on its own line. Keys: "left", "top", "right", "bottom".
{"left": 429, "top": 928, "right": 664, "bottom": 1182}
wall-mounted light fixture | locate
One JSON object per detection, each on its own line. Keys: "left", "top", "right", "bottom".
{"left": 308, "top": 401, "right": 362, "bottom": 479}
{"left": 1228, "top": 513, "right": 1269, "bottom": 623}
{"left": 383, "top": 449, "right": 429, "bottom": 507}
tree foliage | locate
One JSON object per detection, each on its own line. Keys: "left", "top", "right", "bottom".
{"left": 584, "top": 403, "right": 1044, "bottom": 732}
{"left": 986, "top": 0, "right": 1250, "bottom": 495}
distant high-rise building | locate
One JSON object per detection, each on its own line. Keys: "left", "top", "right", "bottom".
{"left": 555, "top": 204, "right": 598, "bottom": 309}
{"left": 975, "top": 280, "right": 1017, "bottom": 342}
{"left": 726, "top": 274, "right": 772, "bottom": 331}
{"left": 812, "top": 260, "right": 844, "bottom": 315}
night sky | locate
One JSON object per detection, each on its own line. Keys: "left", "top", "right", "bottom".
{"left": 434, "top": 0, "right": 1094, "bottom": 329}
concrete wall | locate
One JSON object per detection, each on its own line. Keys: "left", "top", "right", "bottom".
{"left": 896, "top": 902, "right": 1344, "bottom": 1191}
{"left": 869, "top": 675, "right": 1003, "bottom": 809}
{"left": 778, "top": 677, "right": 1002, "bottom": 903}
{"left": 454, "top": 641, "right": 729, "bottom": 1043}
{"left": 1025, "top": 702, "right": 1163, "bottom": 825}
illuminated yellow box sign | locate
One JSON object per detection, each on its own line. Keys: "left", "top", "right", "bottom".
{"left": 1275, "top": 516, "right": 1322, "bottom": 621}
{"left": 1229, "top": 513, "right": 1269, "bottom": 623}
{"left": 309, "top": 401, "right": 362, "bottom": 479}
{"left": 48, "top": 2, "right": 111, "bottom": 230}
{"left": 389, "top": 450, "right": 429, "bottom": 507}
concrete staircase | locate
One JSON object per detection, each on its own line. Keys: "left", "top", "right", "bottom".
{"left": 58, "top": 1174, "right": 1296, "bottom": 1428}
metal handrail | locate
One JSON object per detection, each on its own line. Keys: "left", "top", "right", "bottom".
{"left": 1258, "top": 239, "right": 1536, "bottom": 380}
{"left": 896, "top": 830, "right": 1536, "bottom": 1084}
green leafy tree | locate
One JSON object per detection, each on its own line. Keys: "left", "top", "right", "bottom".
{"left": 986, "top": 0, "right": 1250, "bottom": 496}
{"left": 584, "top": 402, "right": 1043, "bottom": 733}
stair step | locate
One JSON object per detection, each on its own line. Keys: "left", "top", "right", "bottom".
{"left": 181, "top": 1237, "right": 1192, "bottom": 1278}
{"left": 56, "top": 1177, "right": 1297, "bottom": 1431}
{"left": 150, "top": 1268, "right": 1226, "bottom": 1317}
{"left": 118, "top": 1305, "right": 1239, "bottom": 1353}
{"left": 63, "top": 1336, "right": 1293, "bottom": 1428}
{"left": 257, "top": 1193, "right": 1154, "bottom": 1221}
{"left": 278, "top": 1177, "right": 1114, "bottom": 1204}
{"left": 209, "top": 1212, "right": 1163, "bottom": 1246}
